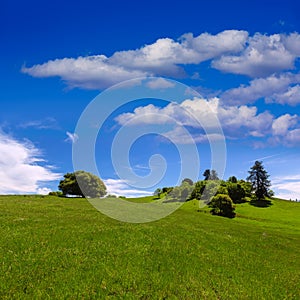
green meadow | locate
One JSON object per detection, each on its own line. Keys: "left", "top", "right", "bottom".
{"left": 0, "top": 195, "right": 299, "bottom": 299}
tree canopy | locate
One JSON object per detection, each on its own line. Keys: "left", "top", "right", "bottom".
{"left": 59, "top": 171, "right": 106, "bottom": 198}
{"left": 247, "top": 161, "right": 271, "bottom": 200}
{"left": 203, "top": 169, "right": 219, "bottom": 180}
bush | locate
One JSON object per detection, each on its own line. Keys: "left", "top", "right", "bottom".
{"left": 227, "top": 183, "right": 246, "bottom": 203}
{"left": 165, "top": 182, "right": 194, "bottom": 202}
{"left": 209, "top": 194, "right": 235, "bottom": 218}
{"left": 106, "top": 194, "right": 117, "bottom": 198}
{"left": 190, "top": 181, "right": 205, "bottom": 200}
{"left": 48, "top": 191, "right": 63, "bottom": 197}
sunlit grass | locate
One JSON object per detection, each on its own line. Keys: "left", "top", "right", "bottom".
{"left": 0, "top": 195, "right": 299, "bottom": 299}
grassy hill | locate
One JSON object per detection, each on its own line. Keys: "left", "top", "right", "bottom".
{"left": 0, "top": 195, "right": 299, "bottom": 299}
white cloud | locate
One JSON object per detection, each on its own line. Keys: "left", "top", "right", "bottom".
{"left": 162, "top": 126, "right": 223, "bottom": 144}
{"left": 22, "top": 31, "right": 300, "bottom": 89}
{"left": 182, "top": 30, "right": 248, "bottom": 60}
{"left": 213, "top": 33, "right": 300, "bottom": 77}
{"left": 115, "top": 104, "right": 173, "bottom": 126}
{"left": 115, "top": 96, "right": 300, "bottom": 146}
{"left": 272, "top": 114, "right": 298, "bottom": 136}
{"left": 282, "top": 32, "right": 300, "bottom": 56}
{"left": 267, "top": 85, "right": 300, "bottom": 106}
{"left": 181, "top": 98, "right": 274, "bottom": 137}
{"left": 109, "top": 30, "right": 247, "bottom": 74}
{"left": 285, "top": 129, "right": 300, "bottom": 145}
{"left": 22, "top": 56, "right": 149, "bottom": 90}
{"left": 115, "top": 97, "right": 274, "bottom": 139}
{"left": 146, "top": 78, "right": 175, "bottom": 89}
{"left": 272, "top": 175, "right": 300, "bottom": 200}
{"left": 65, "top": 131, "right": 79, "bottom": 143}
{"left": 103, "top": 178, "right": 152, "bottom": 198}
{"left": 19, "top": 117, "right": 59, "bottom": 130}
{"left": 37, "top": 187, "right": 52, "bottom": 195}
{"left": 221, "top": 73, "right": 300, "bottom": 105}
{"left": 0, "top": 131, "right": 61, "bottom": 194}
{"left": 22, "top": 30, "right": 248, "bottom": 89}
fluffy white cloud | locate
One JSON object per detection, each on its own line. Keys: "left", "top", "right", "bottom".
{"left": 282, "top": 32, "right": 300, "bottom": 56}
{"left": 222, "top": 73, "right": 300, "bottom": 105}
{"left": 285, "top": 129, "right": 300, "bottom": 145}
{"left": 115, "top": 104, "right": 172, "bottom": 126}
{"left": 22, "top": 30, "right": 248, "bottom": 89}
{"left": 103, "top": 178, "right": 152, "bottom": 198}
{"left": 22, "top": 56, "right": 149, "bottom": 90}
{"left": 272, "top": 114, "right": 298, "bottom": 136}
{"left": 267, "top": 85, "right": 300, "bottom": 106}
{"left": 181, "top": 98, "right": 274, "bottom": 137}
{"left": 22, "top": 31, "right": 300, "bottom": 89}
{"left": 110, "top": 30, "right": 248, "bottom": 73}
{"left": 116, "top": 97, "right": 274, "bottom": 139}
{"left": 115, "top": 97, "right": 300, "bottom": 145}
{"left": 0, "top": 131, "right": 61, "bottom": 194}
{"left": 213, "top": 33, "right": 300, "bottom": 77}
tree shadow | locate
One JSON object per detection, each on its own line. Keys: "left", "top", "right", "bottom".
{"left": 249, "top": 199, "right": 273, "bottom": 207}
{"left": 234, "top": 198, "right": 248, "bottom": 204}
{"left": 163, "top": 198, "right": 186, "bottom": 203}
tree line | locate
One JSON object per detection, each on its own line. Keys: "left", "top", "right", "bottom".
{"left": 154, "top": 161, "right": 272, "bottom": 218}
{"left": 52, "top": 161, "right": 272, "bottom": 218}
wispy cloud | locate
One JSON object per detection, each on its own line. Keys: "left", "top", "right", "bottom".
{"left": 272, "top": 175, "right": 300, "bottom": 200}
{"left": 19, "top": 117, "right": 60, "bottom": 130}
{"left": 65, "top": 131, "right": 79, "bottom": 143}
{"left": 248, "top": 153, "right": 282, "bottom": 163}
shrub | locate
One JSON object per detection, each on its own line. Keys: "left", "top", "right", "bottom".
{"left": 48, "top": 191, "right": 63, "bottom": 197}
{"left": 227, "top": 183, "right": 246, "bottom": 203}
{"left": 209, "top": 194, "right": 235, "bottom": 218}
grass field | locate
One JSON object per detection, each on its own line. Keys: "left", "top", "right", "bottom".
{"left": 0, "top": 195, "right": 299, "bottom": 299}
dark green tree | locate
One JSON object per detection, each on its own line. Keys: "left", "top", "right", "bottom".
{"left": 228, "top": 176, "right": 237, "bottom": 183}
{"left": 227, "top": 182, "right": 245, "bottom": 203}
{"left": 203, "top": 169, "right": 219, "bottom": 180}
{"left": 246, "top": 161, "right": 271, "bottom": 200}
{"left": 162, "top": 187, "right": 173, "bottom": 194}
{"left": 203, "top": 169, "right": 211, "bottom": 180}
{"left": 59, "top": 171, "right": 106, "bottom": 198}
{"left": 154, "top": 188, "right": 162, "bottom": 197}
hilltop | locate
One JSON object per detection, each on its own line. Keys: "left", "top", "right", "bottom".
{"left": 0, "top": 195, "right": 299, "bottom": 299}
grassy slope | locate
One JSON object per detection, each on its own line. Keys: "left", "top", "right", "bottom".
{"left": 0, "top": 195, "right": 299, "bottom": 299}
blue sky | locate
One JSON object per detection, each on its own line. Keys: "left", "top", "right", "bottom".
{"left": 1, "top": 0, "right": 300, "bottom": 198}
